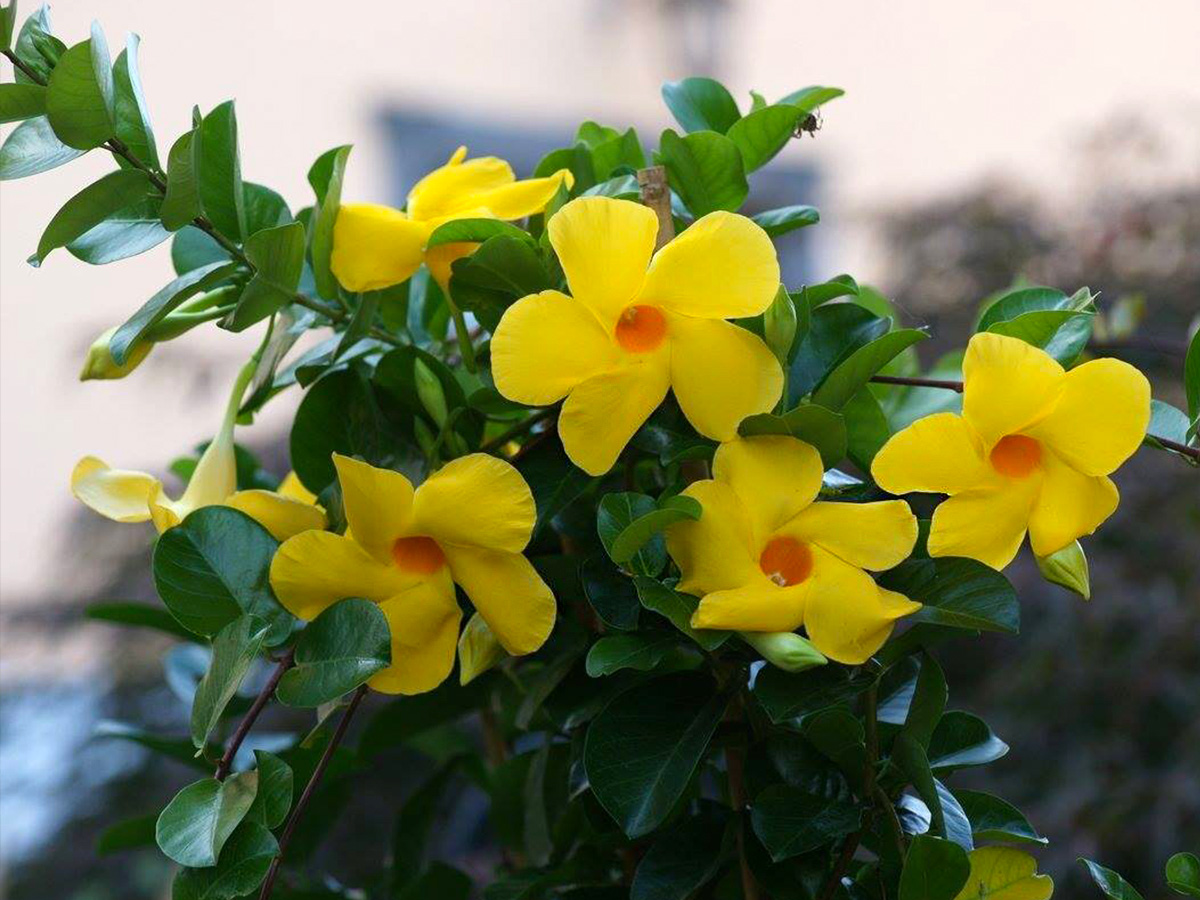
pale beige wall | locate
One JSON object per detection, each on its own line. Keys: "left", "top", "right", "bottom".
{"left": 2, "top": 0, "right": 1198, "bottom": 600}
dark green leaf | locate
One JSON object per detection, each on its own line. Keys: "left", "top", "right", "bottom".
{"left": 900, "top": 653, "right": 946, "bottom": 749}
{"left": 661, "top": 77, "right": 741, "bottom": 133}
{"left": 977, "top": 286, "right": 1095, "bottom": 364}
{"left": 0, "top": 83, "right": 46, "bottom": 123}
{"left": 899, "top": 834, "right": 970, "bottom": 900}
{"left": 160, "top": 128, "right": 201, "bottom": 230}
{"left": 155, "top": 772, "right": 258, "bottom": 867}
{"left": 359, "top": 676, "right": 494, "bottom": 757}
{"left": 94, "top": 721, "right": 217, "bottom": 769}
{"left": 750, "top": 784, "right": 861, "bottom": 861}
{"left": 631, "top": 808, "right": 729, "bottom": 900}
{"left": 276, "top": 597, "right": 391, "bottom": 707}
{"left": 1081, "top": 859, "right": 1146, "bottom": 900}
{"left": 391, "top": 762, "right": 460, "bottom": 890}
{"left": 752, "top": 662, "right": 873, "bottom": 724}
{"left": 45, "top": 24, "right": 115, "bottom": 150}
{"left": 171, "top": 820, "right": 277, "bottom": 900}
{"left": 585, "top": 633, "right": 677, "bottom": 677}
{"left": 726, "top": 104, "right": 802, "bottom": 172}
{"left": 171, "top": 225, "right": 228, "bottom": 274}
{"left": 1166, "top": 853, "right": 1200, "bottom": 897}
{"left": 879, "top": 557, "right": 1019, "bottom": 635}
{"left": 737, "top": 404, "right": 847, "bottom": 467}
{"left": 927, "top": 711, "right": 1009, "bottom": 772}
{"left": 31, "top": 168, "right": 149, "bottom": 264}
{"left": 634, "top": 577, "right": 729, "bottom": 651}
{"left": 195, "top": 101, "right": 246, "bottom": 241}
{"left": 66, "top": 193, "right": 168, "bottom": 264}
{"left": 309, "top": 144, "right": 351, "bottom": 300}
{"left": 448, "top": 235, "right": 550, "bottom": 333}
{"left": 813, "top": 329, "right": 929, "bottom": 411}
{"left": 843, "top": 386, "right": 891, "bottom": 470}
{"left": 953, "top": 789, "right": 1046, "bottom": 845}
{"left": 657, "top": 128, "right": 748, "bottom": 217}
{"left": 397, "top": 863, "right": 472, "bottom": 900}
{"left": 585, "top": 671, "right": 729, "bottom": 837}
{"left": 516, "top": 433, "right": 594, "bottom": 540}
{"left": 86, "top": 601, "right": 197, "bottom": 640}
{"left": 246, "top": 750, "right": 293, "bottom": 829}
{"left": 224, "top": 221, "right": 305, "bottom": 331}
{"left": 110, "top": 260, "right": 237, "bottom": 363}
{"left": 0, "top": 1, "right": 15, "bottom": 53}
{"left": 790, "top": 301, "right": 888, "bottom": 402}
{"left": 580, "top": 555, "right": 641, "bottom": 631}
{"left": 751, "top": 205, "right": 820, "bottom": 237}
{"left": 190, "top": 616, "right": 269, "bottom": 749}
{"left": 802, "top": 708, "right": 867, "bottom": 790}
{"left": 427, "top": 217, "right": 536, "bottom": 249}
{"left": 1185, "top": 330, "right": 1199, "bottom": 437}
{"left": 112, "top": 34, "right": 157, "bottom": 168}
{"left": 96, "top": 812, "right": 158, "bottom": 856}
{"left": 0, "top": 114, "right": 86, "bottom": 179}
{"left": 11, "top": 6, "right": 59, "bottom": 83}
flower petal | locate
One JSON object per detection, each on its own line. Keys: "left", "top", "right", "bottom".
{"left": 783, "top": 500, "right": 918, "bottom": 571}
{"left": 559, "top": 355, "right": 671, "bottom": 476}
{"left": 333, "top": 454, "right": 415, "bottom": 565}
{"left": 639, "top": 212, "right": 780, "bottom": 318}
{"left": 712, "top": 435, "right": 823, "bottom": 542}
{"left": 370, "top": 574, "right": 462, "bottom": 695}
{"left": 331, "top": 203, "right": 428, "bottom": 293}
{"left": 442, "top": 547, "right": 555, "bottom": 655}
{"left": 412, "top": 454, "right": 535, "bottom": 552}
{"left": 667, "top": 480, "right": 759, "bottom": 597}
{"left": 71, "top": 456, "right": 158, "bottom": 523}
{"left": 1027, "top": 451, "right": 1118, "bottom": 557}
{"left": 270, "top": 530, "right": 413, "bottom": 621}
{"left": 407, "top": 150, "right": 514, "bottom": 222}
{"left": 927, "top": 480, "right": 1038, "bottom": 570}
{"left": 871, "top": 412, "right": 990, "bottom": 496}
{"left": 803, "top": 546, "right": 921, "bottom": 664}
{"left": 547, "top": 197, "right": 658, "bottom": 328}
{"left": 468, "top": 169, "right": 573, "bottom": 220}
{"left": 962, "top": 333, "right": 1064, "bottom": 446}
{"left": 1026, "top": 357, "right": 1151, "bottom": 476}
{"left": 669, "top": 316, "right": 783, "bottom": 441}
{"left": 278, "top": 471, "right": 319, "bottom": 505}
{"left": 425, "top": 240, "right": 479, "bottom": 293}
{"left": 226, "top": 490, "right": 328, "bottom": 541}
{"left": 691, "top": 576, "right": 808, "bottom": 633}
{"left": 492, "top": 290, "right": 620, "bottom": 406}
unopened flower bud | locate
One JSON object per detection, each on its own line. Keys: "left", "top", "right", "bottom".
{"left": 414, "top": 418, "right": 438, "bottom": 459}
{"left": 1036, "top": 540, "right": 1090, "bottom": 600}
{"left": 458, "top": 613, "right": 506, "bottom": 685}
{"left": 742, "top": 631, "right": 827, "bottom": 673}
{"left": 80, "top": 326, "right": 152, "bottom": 381}
{"left": 414, "top": 359, "right": 448, "bottom": 427}
{"left": 763, "top": 284, "right": 798, "bottom": 364}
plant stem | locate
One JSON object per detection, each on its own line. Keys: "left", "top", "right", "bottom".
{"left": 637, "top": 165, "right": 675, "bottom": 250}
{"left": 726, "top": 742, "right": 761, "bottom": 900}
{"left": 258, "top": 684, "right": 368, "bottom": 900}
{"left": 215, "top": 649, "right": 295, "bottom": 781}
{"left": 819, "top": 830, "right": 863, "bottom": 900}
{"left": 2, "top": 48, "right": 41, "bottom": 82}
{"left": 1155, "top": 437, "right": 1200, "bottom": 462}
{"left": 869, "top": 374, "right": 963, "bottom": 392}
{"left": 481, "top": 407, "right": 555, "bottom": 453}
{"left": 444, "top": 295, "right": 478, "bottom": 373}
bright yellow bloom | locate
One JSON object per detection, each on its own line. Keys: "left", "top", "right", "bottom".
{"left": 491, "top": 197, "right": 784, "bottom": 475}
{"left": 71, "top": 364, "right": 326, "bottom": 540}
{"left": 666, "top": 435, "right": 920, "bottom": 664}
{"left": 330, "top": 146, "right": 572, "bottom": 293}
{"left": 872, "top": 332, "right": 1150, "bottom": 570}
{"left": 269, "top": 453, "right": 555, "bottom": 695}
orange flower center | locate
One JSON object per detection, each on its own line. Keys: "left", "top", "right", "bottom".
{"left": 391, "top": 535, "right": 446, "bottom": 574}
{"left": 759, "top": 536, "right": 813, "bottom": 587}
{"left": 990, "top": 434, "right": 1042, "bottom": 478}
{"left": 614, "top": 305, "right": 667, "bottom": 353}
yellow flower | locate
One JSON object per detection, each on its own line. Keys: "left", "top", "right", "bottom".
{"left": 330, "top": 146, "right": 572, "bottom": 293}
{"left": 666, "top": 435, "right": 920, "bottom": 664}
{"left": 269, "top": 453, "right": 555, "bottom": 695}
{"left": 872, "top": 332, "right": 1150, "bottom": 570}
{"left": 491, "top": 196, "right": 784, "bottom": 475}
{"left": 70, "top": 363, "right": 326, "bottom": 540}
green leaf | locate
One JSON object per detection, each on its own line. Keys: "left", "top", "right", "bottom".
{"left": 112, "top": 34, "right": 158, "bottom": 168}
{"left": 85, "top": 601, "right": 197, "bottom": 640}
{"left": 978, "top": 286, "right": 1095, "bottom": 364}
{"left": 0, "top": 115, "right": 86, "bottom": 179}
{"left": 790, "top": 301, "right": 889, "bottom": 401}
{"left": 309, "top": 144, "right": 351, "bottom": 300}
{"left": 802, "top": 708, "right": 867, "bottom": 790}
{"left": 879, "top": 557, "right": 1019, "bottom": 634}
{"left": 928, "top": 711, "right": 1009, "bottom": 772}
{"left": 900, "top": 653, "right": 947, "bottom": 749}
{"left": 246, "top": 750, "right": 292, "bottom": 829}
{"left": 1081, "top": 859, "right": 1145, "bottom": 900}
{"left": 96, "top": 813, "right": 157, "bottom": 856}
{"left": 598, "top": 492, "right": 666, "bottom": 577}
{"left": 584, "top": 671, "right": 729, "bottom": 838}
{"left": 66, "top": 193, "right": 169, "bottom": 264}
{"left": 895, "top": 732, "right": 944, "bottom": 836}
{"left": 1166, "top": 853, "right": 1200, "bottom": 897}
{"left": 590, "top": 126, "right": 646, "bottom": 179}
{"left": 190, "top": 616, "right": 269, "bottom": 749}
{"left": 661, "top": 77, "right": 741, "bottom": 133}
{"left": 936, "top": 779, "right": 975, "bottom": 850}
{"left": 779, "top": 85, "right": 845, "bottom": 115}
{"left": 750, "top": 784, "right": 861, "bottom": 861}
{"left": 276, "top": 597, "right": 391, "bottom": 707}
{"left": 0, "top": 1, "right": 15, "bottom": 52}
{"left": 171, "top": 820, "right": 278, "bottom": 900}
{"left": 359, "top": 676, "right": 494, "bottom": 757}
{"left": 155, "top": 772, "right": 258, "bottom": 867}
{"left": 110, "top": 260, "right": 238, "bottom": 363}
{"left": 631, "top": 808, "right": 729, "bottom": 900}
{"left": 224, "top": 220, "right": 305, "bottom": 330}
{"left": 751, "top": 204, "right": 820, "bottom": 237}
{"left": 1185, "top": 329, "right": 1199, "bottom": 437}
{"left": 94, "top": 721, "right": 218, "bottom": 769}
{"left": 0, "top": 83, "right": 46, "bottom": 123}
{"left": 843, "top": 386, "right": 891, "bottom": 470}
{"left": 45, "top": 23, "right": 115, "bottom": 150}
{"left": 952, "top": 789, "right": 1046, "bottom": 845}
{"left": 1145, "top": 399, "right": 1194, "bottom": 459}
{"left": 585, "top": 633, "right": 677, "bottom": 677}
{"left": 813, "top": 328, "right": 929, "bottom": 410}
{"left": 427, "top": 217, "right": 537, "bottom": 249}
{"left": 634, "top": 577, "right": 729, "bottom": 651}
{"left": 333, "top": 290, "right": 380, "bottom": 359}
{"left": 604, "top": 493, "right": 702, "bottom": 569}
{"left": 171, "top": 225, "right": 228, "bottom": 275}
{"left": 448, "top": 235, "right": 551, "bottom": 333}
{"left": 12, "top": 6, "right": 59, "bottom": 84}
{"left": 31, "top": 168, "right": 149, "bottom": 265}
{"left": 899, "top": 834, "right": 970, "bottom": 900}
{"left": 737, "top": 403, "right": 847, "bottom": 467}
{"left": 152, "top": 506, "right": 290, "bottom": 640}
{"left": 657, "top": 129, "right": 748, "bottom": 217}
{"left": 752, "top": 658, "right": 873, "bottom": 723}
{"left": 580, "top": 555, "right": 641, "bottom": 631}
{"left": 160, "top": 129, "right": 200, "bottom": 230}
{"left": 726, "top": 104, "right": 803, "bottom": 172}
{"left": 195, "top": 101, "right": 246, "bottom": 241}
{"left": 515, "top": 432, "right": 595, "bottom": 538}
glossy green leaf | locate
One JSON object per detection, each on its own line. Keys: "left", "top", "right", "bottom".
{"left": 779, "top": 85, "right": 845, "bottom": 115}
{"left": 45, "top": 24, "right": 115, "bottom": 150}
{"left": 584, "top": 671, "right": 729, "bottom": 838}
{"left": 899, "top": 834, "right": 970, "bottom": 900}
{"left": 752, "top": 658, "right": 873, "bottom": 723}
{"left": 448, "top": 234, "right": 551, "bottom": 333}
{"left": 751, "top": 204, "right": 820, "bottom": 237}
{"left": 631, "top": 808, "right": 729, "bottom": 900}
{"left": 953, "top": 789, "right": 1046, "bottom": 845}
{"left": 585, "top": 632, "right": 677, "bottom": 677}
{"left": 1081, "top": 859, "right": 1145, "bottom": 900}
{"left": 901, "top": 653, "right": 947, "bottom": 749}
{"left": 1185, "top": 329, "right": 1199, "bottom": 437}
{"left": 94, "top": 721, "right": 218, "bottom": 770}
{"left": 224, "top": 220, "right": 305, "bottom": 330}
{"left": 657, "top": 128, "right": 748, "bottom": 217}
{"left": 978, "top": 286, "right": 1095, "bottom": 364}
{"left": 597, "top": 492, "right": 666, "bottom": 577}
{"left": 195, "top": 101, "right": 246, "bottom": 241}
{"left": 31, "top": 168, "right": 149, "bottom": 264}
{"left": 0, "top": 1, "right": 15, "bottom": 52}
{"left": 790, "top": 301, "right": 889, "bottom": 401}
{"left": 750, "top": 784, "right": 861, "bottom": 861}
{"left": 590, "top": 126, "right": 645, "bottom": 179}
{"left": 112, "top": 33, "right": 157, "bottom": 167}
{"left": 1166, "top": 853, "right": 1200, "bottom": 897}
{"left": 152, "top": 506, "right": 290, "bottom": 640}
{"left": 936, "top": 779, "right": 975, "bottom": 850}
{"left": 1144, "top": 399, "right": 1195, "bottom": 460}
{"left": 160, "top": 128, "right": 200, "bottom": 230}
{"left": 66, "top": 194, "right": 169, "bottom": 264}
{"left": 0, "top": 115, "right": 86, "bottom": 179}
{"left": 605, "top": 493, "right": 702, "bottom": 569}
{"left": 0, "top": 83, "right": 46, "bottom": 123}
{"left": 879, "top": 557, "right": 1019, "bottom": 634}
{"left": 155, "top": 772, "right": 258, "bottom": 867}
{"left": 309, "top": 144, "right": 351, "bottom": 300}
{"left": 843, "top": 386, "right": 892, "bottom": 470}
{"left": 110, "top": 260, "right": 237, "bottom": 363}
{"left": 190, "top": 616, "right": 268, "bottom": 749}
{"left": 802, "top": 708, "right": 867, "bottom": 790}
{"left": 580, "top": 554, "right": 641, "bottom": 631}
{"left": 246, "top": 750, "right": 292, "bottom": 829}
{"left": 661, "top": 77, "right": 741, "bottom": 133}
{"left": 634, "top": 577, "right": 729, "bottom": 651}
{"left": 737, "top": 403, "right": 847, "bottom": 467}
{"left": 170, "top": 821, "right": 277, "bottom": 900}
{"left": 11, "top": 6, "right": 59, "bottom": 84}
{"left": 276, "top": 597, "right": 391, "bottom": 707}
{"left": 726, "top": 103, "right": 803, "bottom": 171}
{"left": 928, "top": 711, "right": 1009, "bottom": 772}
{"left": 813, "top": 328, "right": 929, "bottom": 410}
{"left": 427, "top": 217, "right": 536, "bottom": 249}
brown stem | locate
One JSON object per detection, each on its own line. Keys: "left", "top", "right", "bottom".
{"left": 258, "top": 685, "right": 368, "bottom": 900}
{"left": 637, "top": 165, "right": 675, "bottom": 250}
{"left": 214, "top": 649, "right": 295, "bottom": 781}
{"left": 3, "top": 48, "right": 43, "bottom": 83}
{"left": 726, "top": 743, "right": 761, "bottom": 900}
{"left": 818, "top": 830, "right": 864, "bottom": 900}
{"left": 869, "top": 374, "right": 963, "bottom": 393}
{"left": 1155, "top": 437, "right": 1200, "bottom": 462}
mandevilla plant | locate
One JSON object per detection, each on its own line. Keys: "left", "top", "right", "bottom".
{"left": 3, "top": 6, "right": 1198, "bottom": 900}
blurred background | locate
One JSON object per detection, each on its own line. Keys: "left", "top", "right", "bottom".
{"left": 1, "top": 0, "right": 1198, "bottom": 897}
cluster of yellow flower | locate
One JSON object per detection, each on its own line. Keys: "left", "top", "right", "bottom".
{"left": 71, "top": 148, "right": 1151, "bottom": 695}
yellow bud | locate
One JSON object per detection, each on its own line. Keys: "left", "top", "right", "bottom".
{"left": 458, "top": 613, "right": 506, "bottom": 685}
{"left": 1036, "top": 540, "right": 1091, "bottom": 600}
{"left": 80, "top": 326, "right": 153, "bottom": 381}
{"left": 743, "top": 631, "right": 827, "bottom": 673}
{"left": 763, "top": 284, "right": 797, "bottom": 365}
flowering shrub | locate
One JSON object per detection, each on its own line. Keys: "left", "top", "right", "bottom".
{"left": 2, "top": 6, "right": 1197, "bottom": 900}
